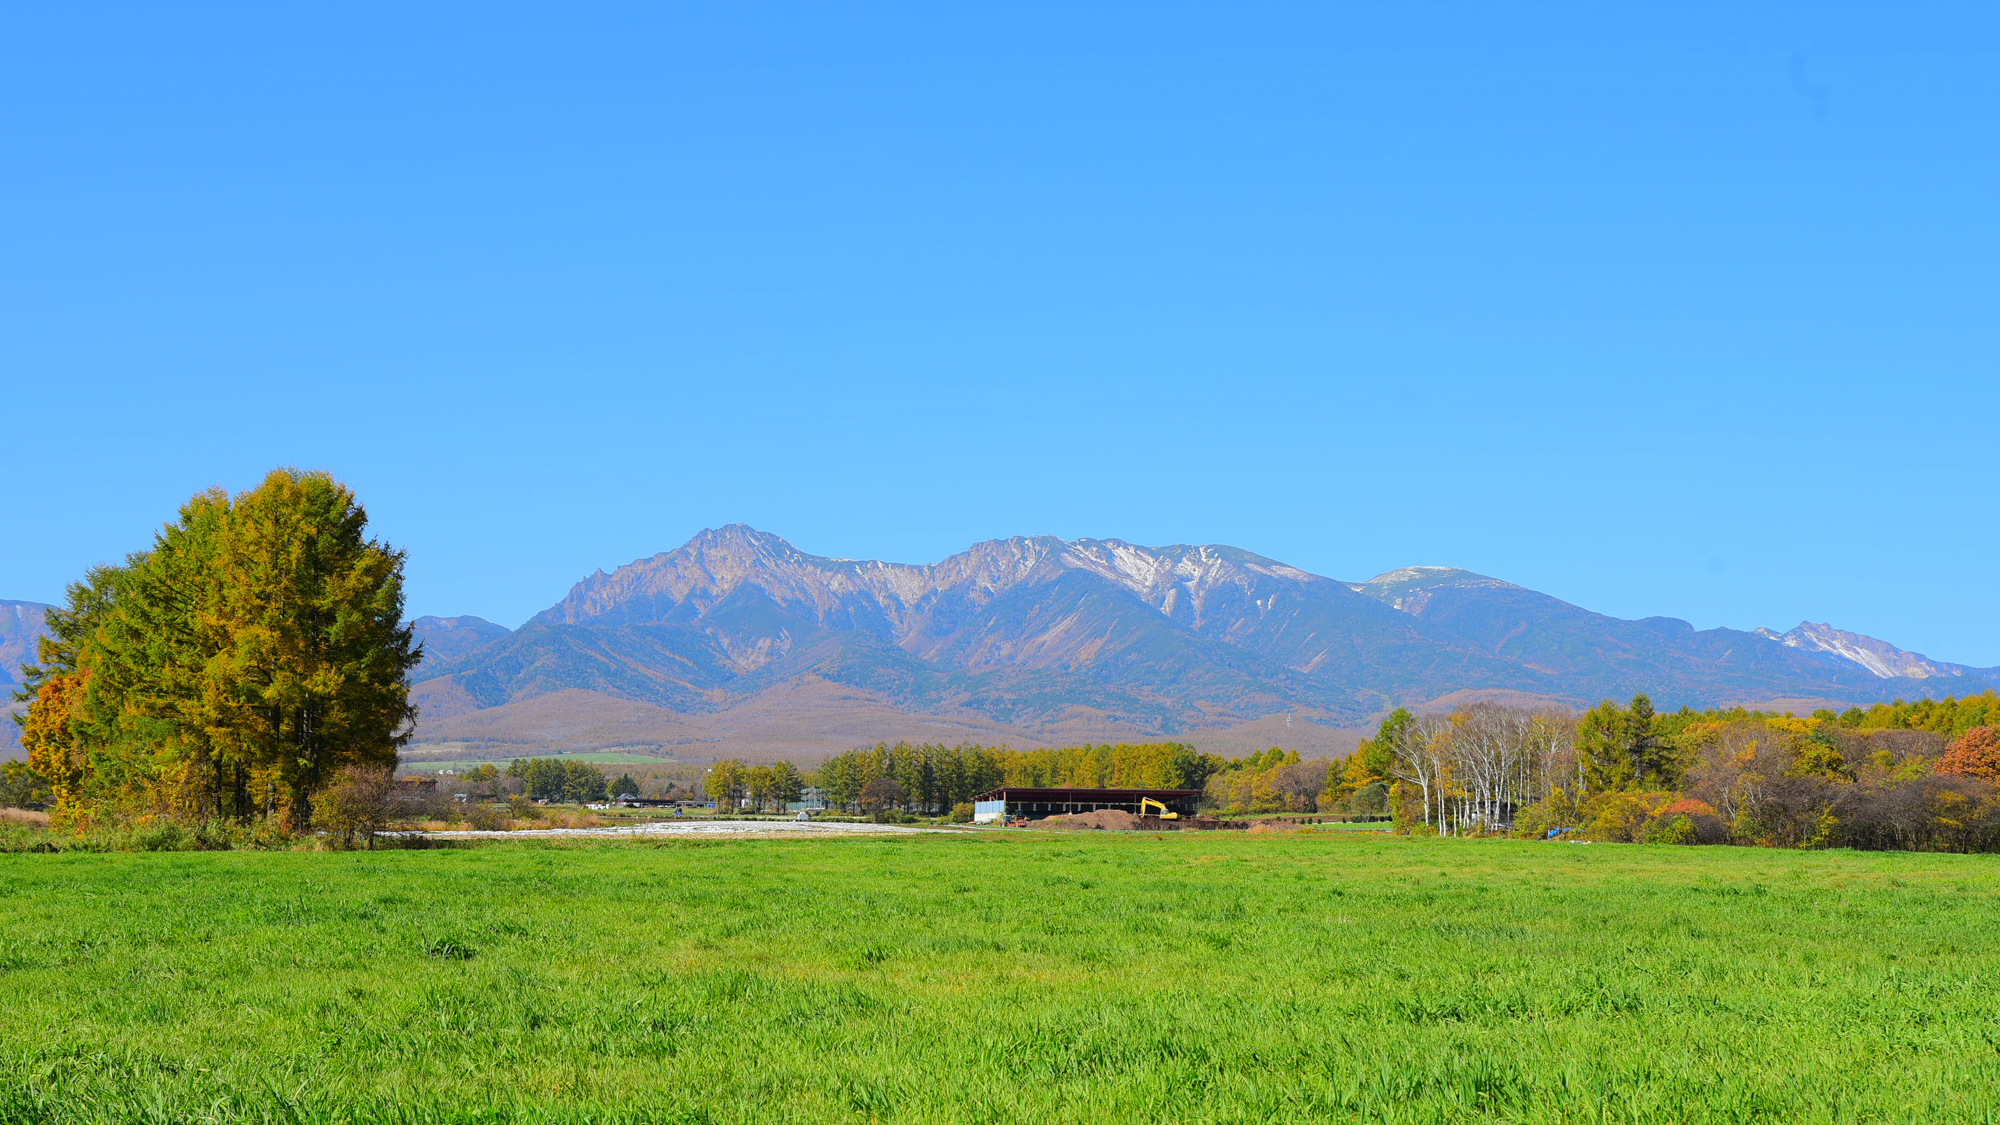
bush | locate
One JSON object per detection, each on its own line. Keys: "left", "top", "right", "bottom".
{"left": 948, "top": 802, "right": 974, "bottom": 824}
{"left": 1515, "top": 788, "right": 1583, "bottom": 839}
{"left": 465, "top": 803, "right": 511, "bottom": 831}
{"left": 0, "top": 814, "right": 307, "bottom": 853}
{"left": 1580, "top": 792, "right": 1674, "bottom": 843}
{"left": 1938, "top": 727, "right": 2000, "bottom": 781}
{"left": 0, "top": 761, "right": 51, "bottom": 809}
{"left": 1347, "top": 780, "right": 1389, "bottom": 817}
{"left": 312, "top": 767, "right": 395, "bottom": 850}
{"left": 1641, "top": 813, "right": 1730, "bottom": 845}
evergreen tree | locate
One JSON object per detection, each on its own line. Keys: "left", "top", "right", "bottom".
{"left": 1577, "top": 699, "right": 1633, "bottom": 792}
{"left": 562, "top": 761, "right": 608, "bottom": 803}
{"left": 525, "top": 758, "right": 566, "bottom": 801}
{"left": 771, "top": 761, "right": 804, "bottom": 809}
{"left": 1626, "top": 694, "right": 1663, "bottom": 783}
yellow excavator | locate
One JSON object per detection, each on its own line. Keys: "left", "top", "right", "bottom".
{"left": 1138, "top": 797, "right": 1180, "bottom": 820}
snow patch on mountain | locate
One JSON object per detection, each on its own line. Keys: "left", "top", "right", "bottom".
{"left": 1756, "top": 622, "right": 1966, "bottom": 681}
{"left": 1351, "top": 566, "right": 1517, "bottom": 615}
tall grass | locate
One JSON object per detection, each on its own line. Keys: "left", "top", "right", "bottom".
{"left": 2, "top": 834, "right": 1997, "bottom": 1122}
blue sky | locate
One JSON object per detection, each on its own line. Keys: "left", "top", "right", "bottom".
{"left": 4, "top": 3, "right": 1996, "bottom": 664}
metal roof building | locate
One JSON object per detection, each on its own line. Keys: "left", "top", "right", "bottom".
{"left": 971, "top": 786, "right": 1203, "bottom": 824}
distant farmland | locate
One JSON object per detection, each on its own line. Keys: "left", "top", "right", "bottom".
{"left": 396, "top": 750, "right": 682, "bottom": 773}
{"left": 3, "top": 834, "right": 1997, "bottom": 1122}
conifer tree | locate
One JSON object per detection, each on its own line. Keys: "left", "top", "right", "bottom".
{"left": 1577, "top": 699, "right": 1634, "bottom": 792}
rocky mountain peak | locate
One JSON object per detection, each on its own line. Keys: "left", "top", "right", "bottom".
{"left": 1758, "top": 621, "right": 1969, "bottom": 681}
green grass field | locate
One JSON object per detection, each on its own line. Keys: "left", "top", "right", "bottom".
{"left": 3, "top": 834, "right": 1998, "bottom": 1124}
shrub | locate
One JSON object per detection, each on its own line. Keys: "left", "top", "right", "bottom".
{"left": 948, "top": 802, "right": 974, "bottom": 824}
{"left": 465, "top": 803, "right": 511, "bottom": 831}
{"left": 312, "top": 767, "right": 395, "bottom": 850}
{"left": 1515, "top": 788, "right": 1584, "bottom": 839}
{"left": 0, "top": 761, "right": 51, "bottom": 809}
{"left": 1580, "top": 792, "right": 1660, "bottom": 843}
{"left": 1640, "top": 813, "right": 1696, "bottom": 845}
{"left": 1347, "top": 780, "right": 1389, "bottom": 817}
{"left": 1938, "top": 727, "right": 2000, "bottom": 781}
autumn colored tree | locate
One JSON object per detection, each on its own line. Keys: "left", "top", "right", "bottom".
{"left": 14, "top": 470, "right": 419, "bottom": 831}
{"left": 206, "top": 471, "right": 419, "bottom": 829}
{"left": 706, "top": 759, "right": 745, "bottom": 807}
{"left": 1936, "top": 727, "right": 2000, "bottom": 781}
{"left": 18, "top": 671, "right": 91, "bottom": 819}
{"left": 745, "top": 764, "right": 777, "bottom": 811}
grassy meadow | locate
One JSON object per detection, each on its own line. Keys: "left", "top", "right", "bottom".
{"left": 2, "top": 832, "right": 1998, "bottom": 1124}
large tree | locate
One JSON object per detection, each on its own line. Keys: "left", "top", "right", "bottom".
{"left": 15, "top": 470, "right": 419, "bottom": 830}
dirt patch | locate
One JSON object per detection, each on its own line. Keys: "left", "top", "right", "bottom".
{"left": 0, "top": 808, "right": 51, "bottom": 827}
{"left": 1247, "top": 820, "right": 1305, "bottom": 834}
{"left": 1039, "top": 809, "right": 1145, "bottom": 831}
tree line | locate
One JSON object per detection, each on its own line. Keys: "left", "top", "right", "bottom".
{"left": 1334, "top": 691, "right": 2000, "bottom": 851}
{"left": 13, "top": 471, "right": 418, "bottom": 834}
{"left": 792, "top": 741, "right": 1225, "bottom": 817}
{"left": 502, "top": 758, "right": 635, "bottom": 804}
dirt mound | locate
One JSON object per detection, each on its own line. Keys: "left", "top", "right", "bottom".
{"left": 1247, "top": 820, "right": 1305, "bottom": 834}
{"left": 1040, "top": 809, "right": 1145, "bottom": 831}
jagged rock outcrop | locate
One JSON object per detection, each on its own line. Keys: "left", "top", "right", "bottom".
{"left": 1755, "top": 621, "right": 1984, "bottom": 682}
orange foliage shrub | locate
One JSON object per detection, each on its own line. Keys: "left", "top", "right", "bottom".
{"left": 1937, "top": 727, "right": 2000, "bottom": 781}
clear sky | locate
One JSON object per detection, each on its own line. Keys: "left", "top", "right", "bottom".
{"left": 4, "top": 3, "right": 1996, "bottom": 664}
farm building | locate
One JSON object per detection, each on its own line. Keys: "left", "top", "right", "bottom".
{"left": 970, "top": 787, "right": 1203, "bottom": 824}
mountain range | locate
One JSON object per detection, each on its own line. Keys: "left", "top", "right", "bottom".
{"left": 400, "top": 526, "right": 1997, "bottom": 760}
{"left": 4, "top": 529, "right": 1994, "bottom": 762}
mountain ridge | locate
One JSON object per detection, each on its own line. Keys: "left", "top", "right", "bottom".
{"left": 405, "top": 526, "right": 1993, "bottom": 758}
{"left": 1755, "top": 621, "right": 1990, "bottom": 682}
